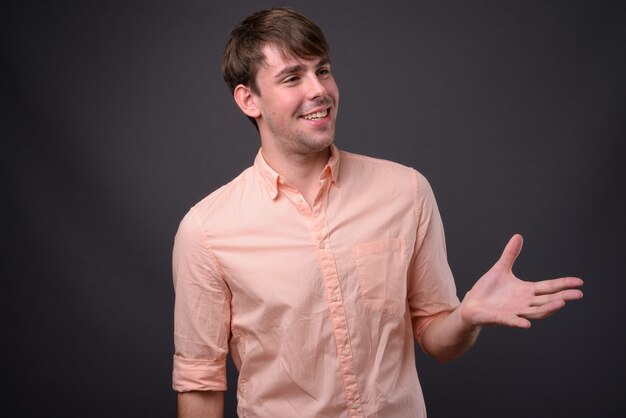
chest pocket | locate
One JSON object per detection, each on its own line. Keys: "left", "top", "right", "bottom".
{"left": 353, "top": 238, "right": 408, "bottom": 316}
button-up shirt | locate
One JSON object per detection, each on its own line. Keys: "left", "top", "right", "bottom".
{"left": 172, "top": 145, "right": 460, "bottom": 417}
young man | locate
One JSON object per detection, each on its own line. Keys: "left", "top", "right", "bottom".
{"left": 172, "top": 8, "right": 583, "bottom": 417}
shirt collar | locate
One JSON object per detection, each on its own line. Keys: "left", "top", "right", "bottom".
{"left": 253, "top": 144, "right": 341, "bottom": 200}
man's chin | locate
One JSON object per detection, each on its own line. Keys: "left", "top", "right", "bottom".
{"left": 304, "top": 135, "right": 335, "bottom": 153}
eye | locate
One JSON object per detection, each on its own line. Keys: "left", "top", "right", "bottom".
{"left": 283, "top": 76, "right": 300, "bottom": 84}
{"left": 317, "top": 67, "right": 331, "bottom": 76}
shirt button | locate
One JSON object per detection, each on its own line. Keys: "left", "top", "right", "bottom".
{"left": 340, "top": 348, "right": 350, "bottom": 356}
{"left": 278, "top": 176, "right": 286, "bottom": 185}
{"left": 351, "top": 402, "right": 360, "bottom": 409}
{"left": 318, "top": 241, "right": 326, "bottom": 249}
{"left": 330, "top": 294, "right": 338, "bottom": 302}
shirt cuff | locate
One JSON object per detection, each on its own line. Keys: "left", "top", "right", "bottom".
{"left": 172, "top": 354, "right": 227, "bottom": 392}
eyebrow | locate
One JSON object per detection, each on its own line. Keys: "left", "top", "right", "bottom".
{"left": 274, "top": 57, "right": 331, "bottom": 79}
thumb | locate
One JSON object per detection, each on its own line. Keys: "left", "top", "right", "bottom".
{"left": 496, "top": 234, "right": 523, "bottom": 272}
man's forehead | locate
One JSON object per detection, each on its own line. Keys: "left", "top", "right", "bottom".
{"left": 260, "top": 43, "right": 329, "bottom": 69}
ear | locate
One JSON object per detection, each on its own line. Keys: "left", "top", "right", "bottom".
{"left": 233, "top": 84, "right": 261, "bottom": 119}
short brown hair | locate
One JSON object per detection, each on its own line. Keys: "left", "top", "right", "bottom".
{"left": 221, "top": 7, "right": 330, "bottom": 96}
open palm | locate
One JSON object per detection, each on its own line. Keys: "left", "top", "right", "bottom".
{"left": 460, "top": 234, "right": 584, "bottom": 329}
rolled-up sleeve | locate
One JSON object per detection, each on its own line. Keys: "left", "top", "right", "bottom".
{"left": 407, "top": 171, "right": 460, "bottom": 347}
{"left": 172, "top": 206, "right": 231, "bottom": 392}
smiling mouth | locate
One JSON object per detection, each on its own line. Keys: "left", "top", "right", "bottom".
{"left": 301, "top": 108, "right": 329, "bottom": 121}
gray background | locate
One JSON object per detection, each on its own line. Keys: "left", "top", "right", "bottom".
{"left": 3, "top": 0, "right": 625, "bottom": 417}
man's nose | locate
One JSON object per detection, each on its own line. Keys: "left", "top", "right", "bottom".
{"left": 305, "top": 74, "right": 327, "bottom": 100}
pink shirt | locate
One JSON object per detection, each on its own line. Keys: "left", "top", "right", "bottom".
{"left": 172, "top": 145, "right": 459, "bottom": 417}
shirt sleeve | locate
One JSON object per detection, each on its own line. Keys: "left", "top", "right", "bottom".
{"left": 172, "top": 206, "right": 231, "bottom": 392}
{"left": 407, "top": 170, "right": 460, "bottom": 347}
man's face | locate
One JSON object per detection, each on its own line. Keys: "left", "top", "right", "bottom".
{"left": 251, "top": 44, "right": 339, "bottom": 158}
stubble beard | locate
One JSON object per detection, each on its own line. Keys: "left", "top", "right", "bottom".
{"left": 266, "top": 111, "right": 337, "bottom": 158}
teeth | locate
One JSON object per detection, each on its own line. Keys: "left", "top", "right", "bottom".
{"left": 302, "top": 109, "right": 328, "bottom": 120}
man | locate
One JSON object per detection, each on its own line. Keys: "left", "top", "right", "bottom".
{"left": 172, "top": 7, "right": 583, "bottom": 417}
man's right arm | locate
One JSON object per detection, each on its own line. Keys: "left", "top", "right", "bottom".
{"left": 173, "top": 209, "right": 231, "bottom": 416}
{"left": 178, "top": 391, "right": 224, "bottom": 418}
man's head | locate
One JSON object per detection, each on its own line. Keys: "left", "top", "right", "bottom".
{"left": 222, "top": 7, "right": 330, "bottom": 97}
{"left": 221, "top": 8, "right": 339, "bottom": 160}
{"left": 222, "top": 8, "right": 333, "bottom": 130}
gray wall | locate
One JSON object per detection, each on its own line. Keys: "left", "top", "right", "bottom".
{"left": 4, "top": 0, "right": 625, "bottom": 416}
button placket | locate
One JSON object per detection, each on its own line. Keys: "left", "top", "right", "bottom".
{"left": 279, "top": 172, "right": 361, "bottom": 414}
{"left": 300, "top": 191, "right": 363, "bottom": 416}
{"left": 316, "top": 213, "right": 364, "bottom": 416}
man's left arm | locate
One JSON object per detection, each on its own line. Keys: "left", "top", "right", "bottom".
{"left": 419, "top": 234, "right": 584, "bottom": 362}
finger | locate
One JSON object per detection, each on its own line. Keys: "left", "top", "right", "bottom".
{"left": 531, "top": 289, "right": 584, "bottom": 306}
{"left": 522, "top": 300, "right": 567, "bottom": 320}
{"left": 495, "top": 234, "right": 523, "bottom": 272}
{"left": 533, "top": 277, "right": 584, "bottom": 296}
{"left": 504, "top": 315, "right": 531, "bottom": 329}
